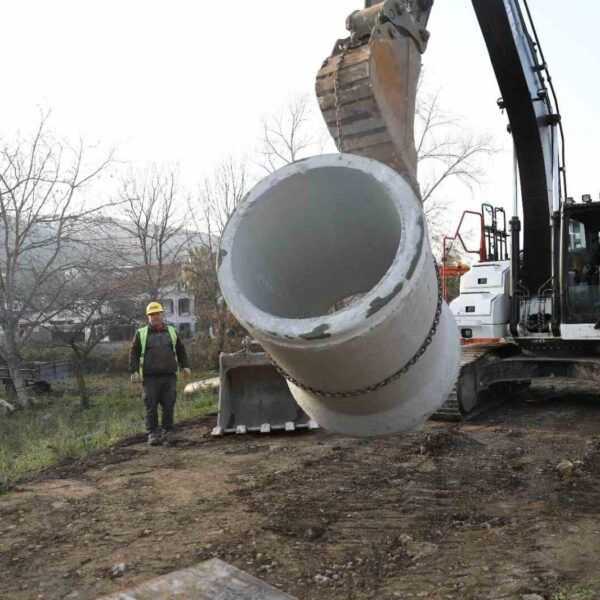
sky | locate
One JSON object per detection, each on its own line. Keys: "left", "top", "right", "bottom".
{"left": 1, "top": 0, "right": 600, "bottom": 227}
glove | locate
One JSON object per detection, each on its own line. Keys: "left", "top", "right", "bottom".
{"left": 130, "top": 372, "right": 141, "bottom": 384}
{"left": 182, "top": 368, "right": 191, "bottom": 379}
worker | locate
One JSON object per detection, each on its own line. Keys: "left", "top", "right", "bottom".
{"left": 588, "top": 240, "right": 600, "bottom": 286}
{"left": 129, "top": 301, "right": 191, "bottom": 446}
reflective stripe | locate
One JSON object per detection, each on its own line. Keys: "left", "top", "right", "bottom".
{"left": 138, "top": 325, "right": 179, "bottom": 380}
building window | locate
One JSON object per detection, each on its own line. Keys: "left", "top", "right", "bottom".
{"left": 178, "top": 298, "right": 190, "bottom": 316}
{"left": 160, "top": 299, "right": 174, "bottom": 314}
{"left": 179, "top": 322, "right": 192, "bottom": 338}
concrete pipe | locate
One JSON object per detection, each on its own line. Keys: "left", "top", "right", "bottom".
{"left": 217, "top": 153, "right": 460, "bottom": 436}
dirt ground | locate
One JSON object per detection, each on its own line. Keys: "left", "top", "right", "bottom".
{"left": 1, "top": 381, "right": 600, "bottom": 600}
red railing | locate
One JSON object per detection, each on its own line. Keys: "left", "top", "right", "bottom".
{"left": 441, "top": 210, "right": 486, "bottom": 301}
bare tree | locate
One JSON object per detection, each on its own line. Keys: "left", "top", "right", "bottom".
{"left": 183, "top": 156, "right": 249, "bottom": 365}
{"left": 415, "top": 85, "right": 497, "bottom": 244}
{"left": 113, "top": 165, "right": 194, "bottom": 301}
{"left": 257, "top": 94, "right": 331, "bottom": 174}
{"left": 196, "top": 157, "right": 248, "bottom": 238}
{"left": 43, "top": 264, "right": 111, "bottom": 408}
{"left": 0, "top": 114, "right": 113, "bottom": 408}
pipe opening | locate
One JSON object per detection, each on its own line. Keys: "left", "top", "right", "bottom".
{"left": 230, "top": 166, "right": 402, "bottom": 319}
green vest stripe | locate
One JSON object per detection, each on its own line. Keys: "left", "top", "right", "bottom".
{"left": 138, "top": 324, "right": 179, "bottom": 379}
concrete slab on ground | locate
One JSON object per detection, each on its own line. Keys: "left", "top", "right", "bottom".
{"left": 97, "top": 558, "right": 296, "bottom": 600}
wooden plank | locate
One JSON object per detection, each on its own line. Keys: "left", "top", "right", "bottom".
{"left": 97, "top": 558, "right": 297, "bottom": 600}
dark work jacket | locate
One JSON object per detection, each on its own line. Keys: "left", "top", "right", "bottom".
{"left": 129, "top": 324, "right": 189, "bottom": 377}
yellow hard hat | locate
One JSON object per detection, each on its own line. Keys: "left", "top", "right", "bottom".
{"left": 146, "top": 301, "right": 164, "bottom": 315}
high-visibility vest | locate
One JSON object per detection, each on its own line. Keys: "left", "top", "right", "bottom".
{"left": 138, "top": 324, "right": 179, "bottom": 380}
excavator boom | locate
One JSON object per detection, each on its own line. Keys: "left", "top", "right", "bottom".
{"left": 471, "top": 0, "right": 561, "bottom": 293}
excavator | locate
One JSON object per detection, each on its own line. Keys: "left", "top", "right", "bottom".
{"left": 313, "top": 0, "right": 600, "bottom": 420}
{"left": 213, "top": 0, "right": 600, "bottom": 434}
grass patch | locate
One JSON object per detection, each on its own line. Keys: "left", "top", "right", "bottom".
{"left": 0, "top": 374, "right": 217, "bottom": 491}
{"left": 552, "top": 580, "right": 600, "bottom": 600}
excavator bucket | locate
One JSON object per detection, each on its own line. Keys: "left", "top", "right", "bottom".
{"left": 315, "top": 0, "right": 433, "bottom": 193}
{"left": 212, "top": 341, "right": 318, "bottom": 436}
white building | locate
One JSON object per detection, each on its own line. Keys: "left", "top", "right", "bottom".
{"left": 158, "top": 280, "right": 196, "bottom": 338}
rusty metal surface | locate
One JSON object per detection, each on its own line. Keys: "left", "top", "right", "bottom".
{"left": 97, "top": 558, "right": 297, "bottom": 600}
{"left": 315, "top": 0, "right": 433, "bottom": 195}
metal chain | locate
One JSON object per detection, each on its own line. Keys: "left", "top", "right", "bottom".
{"left": 268, "top": 258, "right": 443, "bottom": 398}
{"left": 333, "top": 43, "right": 348, "bottom": 153}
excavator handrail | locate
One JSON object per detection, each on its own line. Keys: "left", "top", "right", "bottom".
{"left": 521, "top": 0, "right": 568, "bottom": 202}
{"left": 441, "top": 210, "right": 486, "bottom": 301}
{"left": 442, "top": 210, "right": 486, "bottom": 264}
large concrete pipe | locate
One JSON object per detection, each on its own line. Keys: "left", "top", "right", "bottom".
{"left": 217, "top": 153, "right": 460, "bottom": 436}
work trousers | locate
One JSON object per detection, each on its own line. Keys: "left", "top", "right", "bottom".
{"left": 142, "top": 375, "right": 177, "bottom": 433}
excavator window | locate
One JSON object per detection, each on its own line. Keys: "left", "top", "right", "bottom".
{"left": 566, "top": 212, "right": 600, "bottom": 316}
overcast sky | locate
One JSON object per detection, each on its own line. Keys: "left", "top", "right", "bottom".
{"left": 1, "top": 0, "right": 599, "bottom": 224}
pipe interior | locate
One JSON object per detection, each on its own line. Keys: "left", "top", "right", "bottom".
{"left": 230, "top": 166, "right": 402, "bottom": 319}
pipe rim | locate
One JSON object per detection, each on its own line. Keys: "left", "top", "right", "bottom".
{"left": 218, "top": 153, "right": 428, "bottom": 345}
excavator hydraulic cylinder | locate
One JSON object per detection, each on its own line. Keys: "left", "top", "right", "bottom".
{"left": 217, "top": 153, "right": 460, "bottom": 436}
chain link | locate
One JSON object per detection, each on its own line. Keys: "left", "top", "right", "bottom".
{"left": 268, "top": 258, "right": 443, "bottom": 398}
{"left": 333, "top": 43, "right": 348, "bottom": 153}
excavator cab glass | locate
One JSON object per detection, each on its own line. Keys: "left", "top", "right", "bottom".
{"left": 565, "top": 206, "right": 600, "bottom": 319}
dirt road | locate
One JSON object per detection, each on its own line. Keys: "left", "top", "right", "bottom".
{"left": 1, "top": 381, "right": 600, "bottom": 599}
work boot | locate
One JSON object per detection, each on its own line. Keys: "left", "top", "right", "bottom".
{"left": 163, "top": 431, "right": 177, "bottom": 446}
{"left": 147, "top": 432, "right": 160, "bottom": 446}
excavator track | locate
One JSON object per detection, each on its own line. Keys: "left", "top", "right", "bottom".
{"left": 430, "top": 344, "right": 511, "bottom": 422}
